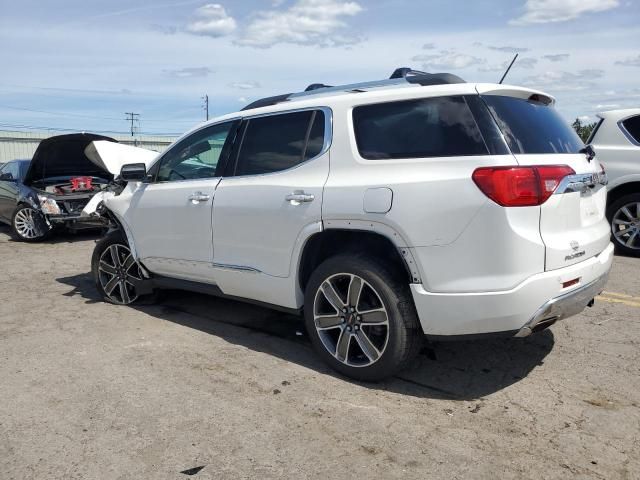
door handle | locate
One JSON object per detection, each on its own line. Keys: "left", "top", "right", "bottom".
{"left": 285, "top": 191, "right": 315, "bottom": 205}
{"left": 188, "top": 192, "right": 211, "bottom": 203}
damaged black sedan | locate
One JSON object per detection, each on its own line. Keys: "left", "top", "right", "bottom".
{"left": 0, "top": 133, "right": 135, "bottom": 241}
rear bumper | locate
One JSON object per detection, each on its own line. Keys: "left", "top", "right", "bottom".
{"left": 410, "top": 242, "right": 614, "bottom": 336}
{"left": 514, "top": 273, "right": 608, "bottom": 337}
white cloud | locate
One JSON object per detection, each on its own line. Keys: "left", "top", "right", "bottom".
{"left": 478, "top": 56, "right": 537, "bottom": 73}
{"left": 186, "top": 4, "right": 237, "bottom": 37}
{"left": 488, "top": 45, "right": 529, "bottom": 53}
{"left": 229, "top": 81, "right": 261, "bottom": 89}
{"left": 236, "top": 0, "right": 363, "bottom": 48}
{"left": 162, "top": 67, "right": 213, "bottom": 78}
{"left": 510, "top": 0, "right": 619, "bottom": 25}
{"left": 412, "top": 50, "right": 485, "bottom": 70}
{"left": 542, "top": 53, "right": 570, "bottom": 62}
{"left": 615, "top": 54, "right": 640, "bottom": 67}
{"left": 238, "top": 96, "right": 248, "bottom": 103}
{"left": 517, "top": 57, "right": 538, "bottom": 69}
{"left": 422, "top": 43, "right": 436, "bottom": 50}
{"left": 523, "top": 69, "right": 604, "bottom": 91}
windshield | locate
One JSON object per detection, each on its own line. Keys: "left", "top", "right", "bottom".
{"left": 482, "top": 95, "right": 584, "bottom": 154}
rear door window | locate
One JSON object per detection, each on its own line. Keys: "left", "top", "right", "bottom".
{"left": 482, "top": 95, "right": 584, "bottom": 154}
{"left": 352, "top": 96, "right": 488, "bottom": 159}
{"left": 234, "top": 110, "right": 325, "bottom": 176}
{"left": 621, "top": 115, "right": 640, "bottom": 145}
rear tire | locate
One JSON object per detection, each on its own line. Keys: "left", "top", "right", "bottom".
{"left": 607, "top": 193, "right": 640, "bottom": 257}
{"left": 11, "top": 205, "right": 50, "bottom": 242}
{"left": 304, "top": 254, "right": 422, "bottom": 382}
{"left": 92, "top": 231, "right": 159, "bottom": 305}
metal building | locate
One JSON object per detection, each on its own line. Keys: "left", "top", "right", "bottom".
{"left": 0, "top": 130, "right": 177, "bottom": 163}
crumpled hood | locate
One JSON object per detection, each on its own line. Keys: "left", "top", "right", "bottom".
{"left": 84, "top": 140, "right": 158, "bottom": 176}
{"left": 23, "top": 133, "right": 117, "bottom": 185}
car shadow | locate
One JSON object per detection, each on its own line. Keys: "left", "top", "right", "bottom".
{"left": 0, "top": 223, "right": 103, "bottom": 244}
{"left": 56, "top": 272, "right": 555, "bottom": 400}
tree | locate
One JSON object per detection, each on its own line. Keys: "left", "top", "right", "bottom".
{"left": 572, "top": 117, "right": 598, "bottom": 143}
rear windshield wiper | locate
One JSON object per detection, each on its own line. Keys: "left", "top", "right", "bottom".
{"left": 579, "top": 144, "right": 595, "bottom": 162}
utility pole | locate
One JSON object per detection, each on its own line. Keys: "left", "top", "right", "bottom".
{"left": 125, "top": 112, "right": 140, "bottom": 136}
{"left": 202, "top": 94, "right": 209, "bottom": 121}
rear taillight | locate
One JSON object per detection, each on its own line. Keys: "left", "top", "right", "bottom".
{"left": 472, "top": 165, "right": 575, "bottom": 207}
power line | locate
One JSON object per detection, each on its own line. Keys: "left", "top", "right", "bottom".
{"left": 0, "top": 122, "right": 180, "bottom": 136}
{"left": 0, "top": 103, "right": 201, "bottom": 124}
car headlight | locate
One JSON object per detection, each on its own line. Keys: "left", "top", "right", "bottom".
{"left": 37, "top": 195, "right": 62, "bottom": 215}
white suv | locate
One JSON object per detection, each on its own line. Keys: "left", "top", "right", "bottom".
{"left": 91, "top": 69, "right": 613, "bottom": 381}
{"left": 589, "top": 108, "right": 640, "bottom": 256}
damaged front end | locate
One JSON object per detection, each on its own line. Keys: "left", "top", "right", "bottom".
{"left": 24, "top": 134, "right": 158, "bottom": 233}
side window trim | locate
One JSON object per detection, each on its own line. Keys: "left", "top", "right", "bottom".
{"left": 224, "top": 106, "right": 332, "bottom": 178}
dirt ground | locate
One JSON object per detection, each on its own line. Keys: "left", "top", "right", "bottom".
{"left": 0, "top": 225, "right": 638, "bottom": 480}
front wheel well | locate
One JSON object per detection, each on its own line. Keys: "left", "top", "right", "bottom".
{"left": 298, "top": 229, "right": 414, "bottom": 292}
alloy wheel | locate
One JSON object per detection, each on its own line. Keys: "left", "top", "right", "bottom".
{"left": 98, "top": 244, "right": 142, "bottom": 304}
{"left": 612, "top": 202, "right": 640, "bottom": 250}
{"left": 313, "top": 273, "right": 390, "bottom": 368}
{"left": 14, "top": 207, "right": 43, "bottom": 240}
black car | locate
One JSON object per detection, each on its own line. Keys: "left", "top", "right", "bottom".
{"left": 0, "top": 133, "right": 118, "bottom": 241}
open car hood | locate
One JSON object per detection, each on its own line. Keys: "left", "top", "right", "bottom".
{"left": 84, "top": 140, "right": 158, "bottom": 177}
{"left": 23, "top": 133, "right": 118, "bottom": 185}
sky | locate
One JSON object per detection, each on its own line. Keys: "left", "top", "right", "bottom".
{"left": 0, "top": 0, "right": 638, "bottom": 136}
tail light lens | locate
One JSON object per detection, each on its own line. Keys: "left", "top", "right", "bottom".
{"left": 472, "top": 165, "right": 575, "bottom": 207}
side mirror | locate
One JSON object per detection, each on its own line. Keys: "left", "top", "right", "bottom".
{"left": 0, "top": 172, "right": 15, "bottom": 181}
{"left": 120, "top": 163, "right": 147, "bottom": 182}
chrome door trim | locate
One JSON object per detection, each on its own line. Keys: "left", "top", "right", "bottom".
{"left": 212, "top": 262, "right": 261, "bottom": 274}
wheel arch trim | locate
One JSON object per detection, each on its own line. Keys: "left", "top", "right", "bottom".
{"left": 296, "top": 219, "right": 422, "bottom": 289}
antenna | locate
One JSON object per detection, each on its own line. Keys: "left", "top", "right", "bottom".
{"left": 499, "top": 54, "right": 518, "bottom": 84}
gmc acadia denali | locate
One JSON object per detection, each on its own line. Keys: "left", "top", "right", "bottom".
{"left": 90, "top": 68, "right": 613, "bottom": 381}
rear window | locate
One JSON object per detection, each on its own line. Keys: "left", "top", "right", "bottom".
{"left": 352, "top": 96, "right": 488, "bottom": 159}
{"left": 482, "top": 95, "right": 584, "bottom": 154}
{"left": 621, "top": 115, "right": 640, "bottom": 145}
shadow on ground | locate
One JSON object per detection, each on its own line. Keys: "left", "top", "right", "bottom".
{"left": 0, "top": 223, "right": 103, "bottom": 244}
{"left": 57, "top": 271, "right": 555, "bottom": 401}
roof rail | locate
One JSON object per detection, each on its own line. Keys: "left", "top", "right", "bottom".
{"left": 241, "top": 68, "right": 466, "bottom": 111}
{"left": 241, "top": 93, "right": 293, "bottom": 111}
{"left": 305, "top": 83, "right": 333, "bottom": 91}
{"left": 389, "top": 67, "right": 429, "bottom": 79}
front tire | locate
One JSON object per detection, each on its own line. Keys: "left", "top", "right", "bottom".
{"left": 92, "top": 231, "right": 154, "bottom": 305}
{"left": 11, "top": 205, "right": 50, "bottom": 242}
{"left": 607, "top": 193, "right": 640, "bottom": 257}
{"left": 304, "top": 254, "right": 422, "bottom": 382}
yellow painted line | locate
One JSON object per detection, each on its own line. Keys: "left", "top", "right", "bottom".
{"left": 602, "top": 291, "right": 636, "bottom": 300}
{"left": 597, "top": 296, "right": 640, "bottom": 308}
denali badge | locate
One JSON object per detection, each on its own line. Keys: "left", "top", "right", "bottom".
{"left": 565, "top": 250, "right": 586, "bottom": 261}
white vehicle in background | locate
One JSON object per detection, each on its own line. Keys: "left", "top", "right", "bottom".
{"left": 91, "top": 68, "right": 613, "bottom": 381}
{"left": 589, "top": 108, "right": 640, "bottom": 256}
